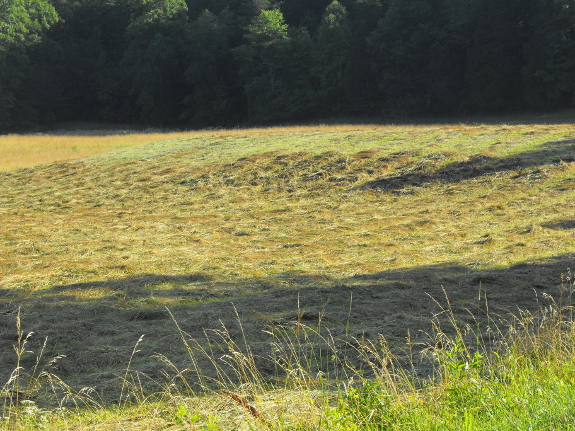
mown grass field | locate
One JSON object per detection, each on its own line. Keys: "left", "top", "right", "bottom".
{"left": 0, "top": 127, "right": 196, "bottom": 172}
{"left": 1, "top": 121, "right": 575, "bottom": 429}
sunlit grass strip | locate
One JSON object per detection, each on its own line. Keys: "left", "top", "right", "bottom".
{"left": 0, "top": 132, "right": 196, "bottom": 172}
{"left": 3, "top": 124, "right": 575, "bottom": 172}
{"left": 1, "top": 139, "right": 574, "bottom": 292}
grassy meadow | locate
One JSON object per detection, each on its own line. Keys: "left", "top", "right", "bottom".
{"left": 0, "top": 128, "right": 197, "bottom": 172}
{"left": 1, "top": 122, "right": 575, "bottom": 429}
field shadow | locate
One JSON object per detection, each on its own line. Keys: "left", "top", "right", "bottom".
{"left": 543, "top": 219, "right": 575, "bottom": 230}
{"left": 18, "top": 253, "right": 575, "bottom": 333}
{"left": 360, "top": 139, "right": 575, "bottom": 191}
{"left": 1, "top": 253, "right": 573, "bottom": 397}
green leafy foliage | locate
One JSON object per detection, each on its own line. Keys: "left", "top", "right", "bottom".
{"left": 522, "top": 0, "right": 575, "bottom": 110}
{"left": 245, "top": 9, "right": 288, "bottom": 45}
{"left": 236, "top": 8, "right": 294, "bottom": 121}
{"left": 312, "top": 1, "right": 351, "bottom": 112}
{"left": 181, "top": 11, "right": 243, "bottom": 125}
{"left": 1, "top": 0, "right": 575, "bottom": 131}
{"left": 120, "top": 0, "right": 189, "bottom": 125}
{"left": 126, "top": 0, "right": 188, "bottom": 33}
{"left": 0, "top": 0, "right": 58, "bottom": 130}
{"left": 0, "top": 0, "right": 58, "bottom": 50}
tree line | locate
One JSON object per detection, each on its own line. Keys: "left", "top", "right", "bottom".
{"left": 1, "top": 0, "right": 574, "bottom": 131}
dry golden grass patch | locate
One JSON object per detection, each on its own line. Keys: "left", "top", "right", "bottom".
{"left": 0, "top": 131, "right": 198, "bottom": 172}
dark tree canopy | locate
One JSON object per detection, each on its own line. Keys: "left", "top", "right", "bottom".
{"left": 1, "top": 0, "right": 575, "bottom": 131}
{"left": 0, "top": 0, "right": 58, "bottom": 129}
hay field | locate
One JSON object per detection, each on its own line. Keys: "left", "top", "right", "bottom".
{"left": 1, "top": 122, "right": 575, "bottom": 429}
{"left": 0, "top": 130, "right": 197, "bottom": 172}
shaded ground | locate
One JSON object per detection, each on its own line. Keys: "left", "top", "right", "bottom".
{"left": 361, "top": 139, "right": 575, "bottom": 191}
{"left": 1, "top": 253, "right": 573, "bottom": 401}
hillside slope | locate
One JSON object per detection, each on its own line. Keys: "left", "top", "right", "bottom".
{"left": 0, "top": 124, "right": 574, "bottom": 394}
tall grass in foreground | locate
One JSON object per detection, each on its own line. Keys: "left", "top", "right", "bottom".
{"left": 3, "top": 272, "right": 575, "bottom": 430}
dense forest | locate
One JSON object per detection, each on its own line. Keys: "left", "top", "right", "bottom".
{"left": 1, "top": 0, "right": 575, "bottom": 131}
